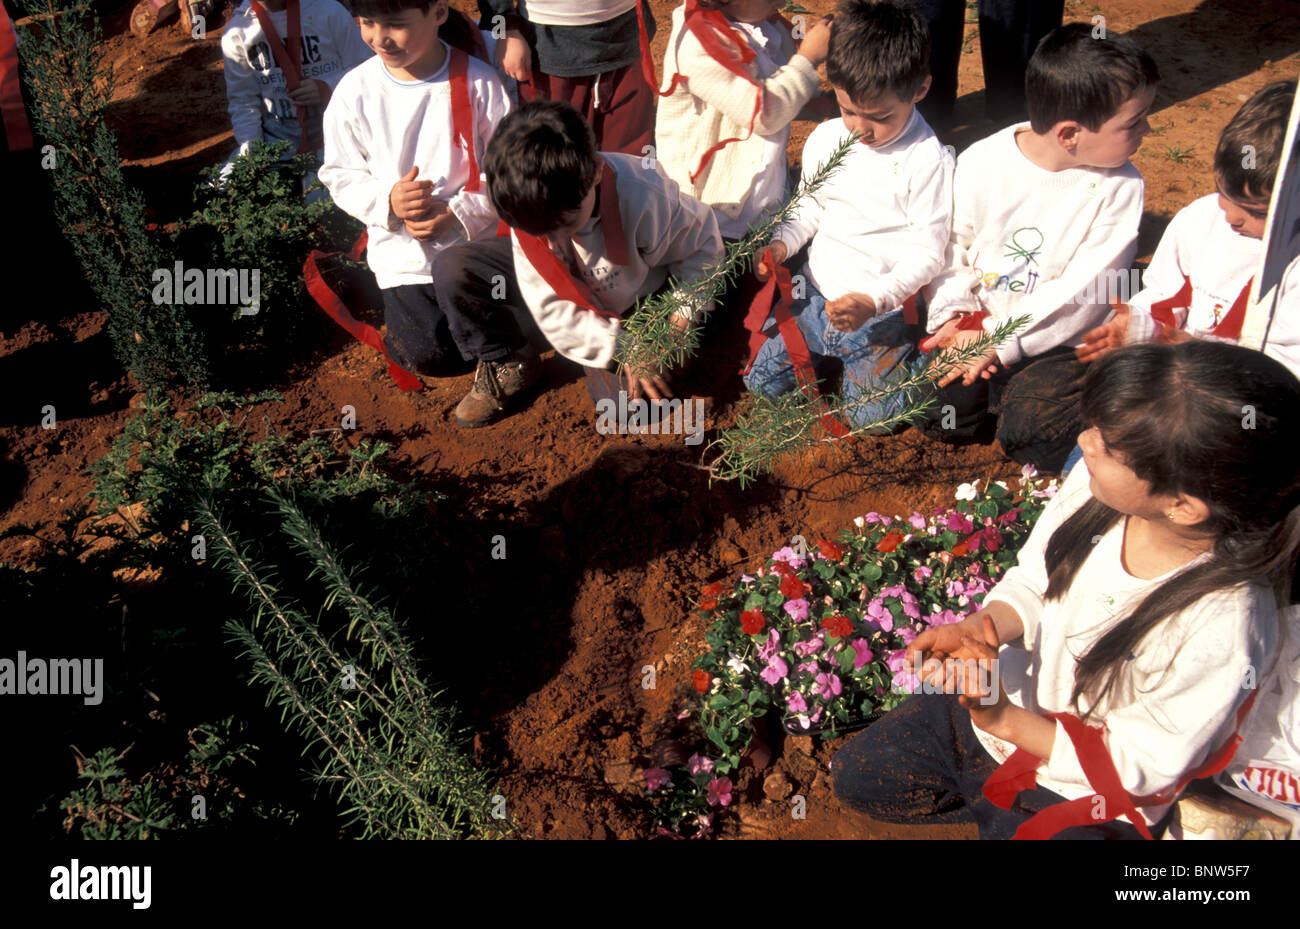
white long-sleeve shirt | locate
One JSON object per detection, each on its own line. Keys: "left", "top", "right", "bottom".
{"left": 318, "top": 46, "right": 512, "bottom": 288}
{"left": 977, "top": 462, "right": 1279, "bottom": 827}
{"left": 1127, "top": 193, "right": 1300, "bottom": 381}
{"left": 774, "top": 110, "right": 953, "bottom": 311}
{"left": 655, "top": 7, "right": 818, "bottom": 238}
{"left": 221, "top": 0, "right": 373, "bottom": 156}
{"left": 924, "top": 123, "right": 1144, "bottom": 366}
{"left": 511, "top": 152, "right": 723, "bottom": 369}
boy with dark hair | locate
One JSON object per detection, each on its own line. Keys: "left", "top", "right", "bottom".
{"left": 481, "top": 99, "right": 722, "bottom": 422}
{"left": 918, "top": 22, "right": 1155, "bottom": 471}
{"left": 744, "top": 0, "right": 953, "bottom": 429}
{"left": 1078, "top": 80, "right": 1300, "bottom": 381}
{"left": 319, "top": 0, "right": 540, "bottom": 416}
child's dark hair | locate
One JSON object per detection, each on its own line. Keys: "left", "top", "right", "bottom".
{"left": 1025, "top": 22, "right": 1159, "bottom": 134}
{"left": 485, "top": 100, "right": 601, "bottom": 236}
{"left": 349, "top": 0, "right": 441, "bottom": 20}
{"left": 826, "top": 0, "right": 930, "bottom": 104}
{"left": 1043, "top": 342, "right": 1300, "bottom": 720}
{"left": 1215, "top": 79, "right": 1297, "bottom": 204}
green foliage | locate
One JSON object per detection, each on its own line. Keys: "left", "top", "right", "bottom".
{"left": 60, "top": 747, "right": 178, "bottom": 840}
{"left": 705, "top": 316, "right": 1033, "bottom": 487}
{"left": 173, "top": 140, "right": 364, "bottom": 376}
{"left": 17, "top": 0, "right": 208, "bottom": 391}
{"left": 615, "top": 133, "right": 861, "bottom": 378}
{"left": 199, "top": 489, "right": 506, "bottom": 839}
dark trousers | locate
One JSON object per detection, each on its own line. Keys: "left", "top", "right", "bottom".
{"left": 917, "top": 346, "right": 1085, "bottom": 472}
{"left": 380, "top": 237, "right": 528, "bottom": 376}
{"left": 831, "top": 694, "right": 1156, "bottom": 840}
{"left": 913, "top": 0, "right": 1065, "bottom": 139}
{"left": 525, "top": 61, "right": 655, "bottom": 157}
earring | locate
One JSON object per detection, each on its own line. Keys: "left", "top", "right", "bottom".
{"left": 1166, "top": 511, "right": 1176, "bottom": 520}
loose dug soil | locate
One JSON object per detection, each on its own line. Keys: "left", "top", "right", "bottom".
{"left": 2, "top": 0, "right": 1298, "bottom": 840}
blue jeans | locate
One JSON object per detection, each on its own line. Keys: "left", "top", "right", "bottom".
{"left": 742, "top": 272, "right": 927, "bottom": 429}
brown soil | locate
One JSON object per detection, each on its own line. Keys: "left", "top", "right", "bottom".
{"left": 3, "top": 0, "right": 1297, "bottom": 840}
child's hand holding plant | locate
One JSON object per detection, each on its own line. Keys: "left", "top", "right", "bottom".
{"left": 826, "top": 292, "right": 876, "bottom": 331}
{"left": 755, "top": 242, "right": 788, "bottom": 281}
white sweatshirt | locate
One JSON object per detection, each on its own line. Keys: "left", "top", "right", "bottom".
{"left": 773, "top": 110, "right": 954, "bottom": 311}
{"left": 319, "top": 46, "right": 512, "bottom": 288}
{"left": 1127, "top": 193, "right": 1300, "bottom": 381}
{"left": 924, "top": 123, "right": 1144, "bottom": 366}
{"left": 221, "top": 0, "right": 373, "bottom": 156}
{"left": 977, "top": 461, "right": 1279, "bottom": 828}
{"left": 519, "top": 0, "right": 636, "bottom": 26}
{"left": 511, "top": 152, "right": 723, "bottom": 369}
{"left": 655, "top": 7, "right": 818, "bottom": 238}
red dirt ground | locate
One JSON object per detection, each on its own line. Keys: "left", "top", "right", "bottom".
{"left": 2, "top": 0, "right": 1298, "bottom": 840}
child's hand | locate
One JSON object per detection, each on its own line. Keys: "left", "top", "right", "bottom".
{"left": 957, "top": 616, "right": 1013, "bottom": 731}
{"left": 288, "top": 79, "right": 323, "bottom": 109}
{"left": 933, "top": 329, "right": 999, "bottom": 387}
{"left": 918, "top": 316, "right": 962, "bottom": 353}
{"left": 498, "top": 30, "right": 532, "bottom": 83}
{"left": 826, "top": 292, "right": 876, "bottom": 331}
{"left": 796, "top": 16, "right": 833, "bottom": 68}
{"left": 755, "top": 241, "right": 788, "bottom": 281}
{"left": 1076, "top": 301, "right": 1131, "bottom": 363}
{"left": 404, "top": 202, "right": 458, "bottom": 242}
{"left": 390, "top": 166, "right": 436, "bottom": 221}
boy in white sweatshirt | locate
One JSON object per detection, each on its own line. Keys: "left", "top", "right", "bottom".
{"left": 319, "top": 0, "right": 540, "bottom": 408}
{"left": 1076, "top": 80, "right": 1300, "bottom": 382}
{"left": 220, "top": 0, "right": 373, "bottom": 197}
{"left": 917, "top": 23, "right": 1156, "bottom": 471}
{"left": 743, "top": 0, "right": 953, "bottom": 430}
{"left": 481, "top": 99, "right": 723, "bottom": 427}
{"left": 654, "top": 0, "right": 832, "bottom": 241}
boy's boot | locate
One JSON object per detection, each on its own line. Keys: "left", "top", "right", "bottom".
{"left": 454, "top": 344, "right": 542, "bottom": 428}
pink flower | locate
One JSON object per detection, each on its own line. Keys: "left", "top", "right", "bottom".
{"left": 864, "top": 512, "right": 884, "bottom": 524}
{"left": 946, "top": 579, "right": 966, "bottom": 598}
{"left": 946, "top": 513, "right": 974, "bottom": 533}
{"left": 706, "top": 777, "right": 733, "bottom": 807}
{"left": 645, "top": 768, "right": 671, "bottom": 792}
{"left": 687, "top": 753, "right": 714, "bottom": 776}
{"left": 900, "top": 591, "right": 921, "bottom": 619}
{"left": 760, "top": 655, "right": 789, "bottom": 685}
{"left": 1021, "top": 463, "right": 1039, "bottom": 480}
{"left": 866, "top": 598, "right": 894, "bottom": 633}
{"left": 757, "top": 628, "right": 781, "bottom": 662}
{"left": 813, "top": 672, "right": 842, "bottom": 698}
{"left": 771, "top": 546, "right": 807, "bottom": 569}
{"left": 897, "top": 627, "right": 918, "bottom": 646}
{"left": 913, "top": 566, "right": 933, "bottom": 583}
{"left": 793, "top": 635, "right": 824, "bottom": 658}
{"left": 783, "top": 598, "right": 810, "bottom": 621}
{"left": 786, "top": 691, "right": 808, "bottom": 713}
{"left": 850, "top": 639, "right": 874, "bottom": 669}
{"left": 797, "top": 660, "right": 819, "bottom": 676}
{"left": 909, "top": 513, "right": 927, "bottom": 530}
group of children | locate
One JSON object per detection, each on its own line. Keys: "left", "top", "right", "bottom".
{"left": 217, "top": 0, "right": 1300, "bottom": 838}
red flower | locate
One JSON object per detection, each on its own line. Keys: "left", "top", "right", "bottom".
{"left": 701, "top": 597, "right": 718, "bottom": 611}
{"left": 692, "top": 669, "right": 711, "bottom": 693}
{"left": 982, "top": 527, "right": 1000, "bottom": 552}
{"left": 702, "top": 581, "right": 726, "bottom": 598}
{"left": 740, "top": 610, "right": 765, "bottom": 635}
{"left": 951, "top": 539, "right": 969, "bottom": 557}
{"left": 821, "top": 614, "right": 853, "bottom": 639}
{"left": 876, "top": 532, "right": 905, "bottom": 553}
{"left": 770, "top": 561, "right": 794, "bottom": 577}
{"left": 779, "top": 574, "right": 806, "bottom": 599}
{"left": 817, "top": 538, "right": 844, "bottom": 561}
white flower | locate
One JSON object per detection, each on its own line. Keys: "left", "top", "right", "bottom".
{"left": 994, "top": 480, "right": 1008, "bottom": 491}
{"left": 726, "top": 655, "right": 751, "bottom": 676}
{"left": 1021, "top": 463, "right": 1039, "bottom": 480}
{"left": 955, "top": 481, "right": 980, "bottom": 501}
{"left": 853, "top": 516, "right": 865, "bottom": 529}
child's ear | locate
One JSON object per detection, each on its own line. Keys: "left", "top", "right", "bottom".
{"left": 1168, "top": 493, "right": 1212, "bottom": 528}
{"left": 911, "top": 74, "right": 932, "bottom": 105}
{"left": 432, "top": 0, "right": 449, "bottom": 26}
{"left": 1056, "top": 121, "right": 1081, "bottom": 154}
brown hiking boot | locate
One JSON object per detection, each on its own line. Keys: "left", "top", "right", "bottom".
{"left": 454, "top": 344, "right": 542, "bottom": 428}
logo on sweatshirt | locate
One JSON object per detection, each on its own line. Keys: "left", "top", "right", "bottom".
{"left": 1002, "top": 227, "right": 1043, "bottom": 264}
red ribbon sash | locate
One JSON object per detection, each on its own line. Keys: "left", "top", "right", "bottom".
{"left": 447, "top": 46, "right": 481, "bottom": 194}
{"left": 739, "top": 250, "right": 854, "bottom": 441}
{"left": 510, "top": 158, "right": 629, "bottom": 321}
{"left": 302, "top": 232, "right": 422, "bottom": 392}
{"left": 983, "top": 690, "right": 1260, "bottom": 840}
{"left": 0, "top": 7, "right": 33, "bottom": 152}
{"left": 248, "top": 0, "right": 320, "bottom": 155}
{"left": 1147, "top": 274, "right": 1252, "bottom": 341}
{"left": 637, "top": 0, "right": 791, "bottom": 183}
